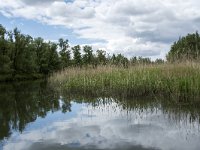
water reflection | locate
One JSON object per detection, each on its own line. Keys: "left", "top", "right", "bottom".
{"left": 0, "top": 81, "right": 70, "bottom": 141}
{"left": 0, "top": 81, "right": 200, "bottom": 150}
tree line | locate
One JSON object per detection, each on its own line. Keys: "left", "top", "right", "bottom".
{"left": 167, "top": 32, "right": 200, "bottom": 62}
{"left": 0, "top": 25, "right": 60, "bottom": 75}
{"left": 0, "top": 24, "right": 165, "bottom": 77}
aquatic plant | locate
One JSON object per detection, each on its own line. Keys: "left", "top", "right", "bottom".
{"left": 50, "top": 62, "right": 200, "bottom": 102}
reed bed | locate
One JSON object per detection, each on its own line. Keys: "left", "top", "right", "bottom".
{"left": 49, "top": 62, "right": 200, "bottom": 102}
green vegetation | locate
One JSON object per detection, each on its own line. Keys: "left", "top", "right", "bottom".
{"left": 0, "top": 24, "right": 164, "bottom": 81}
{"left": 50, "top": 63, "right": 200, "bottom": 102}
{"left": 0, "top": 25, "right": 60, "bottom": 81}
{"left": 48, "top": 31, "right": 200, "bottom": 100}
{"left": 167, "top": 31, "right": 200, "bottom": 62}
{"left": 1, "top": 23, "right": 200, "bottom": 101}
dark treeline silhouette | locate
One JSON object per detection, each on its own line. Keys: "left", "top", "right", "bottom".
{"left": 0, "top": 24, "right": 164, "bottom": 80}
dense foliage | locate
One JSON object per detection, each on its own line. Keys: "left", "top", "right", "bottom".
{"left": 167, "top": 32, "right": 200, "bottom": 62}
{"left": 0, "top": 24, "right": 164, "bottom": 80}
{"left": 0, "top": 25, "right": 60, "bottom": 76}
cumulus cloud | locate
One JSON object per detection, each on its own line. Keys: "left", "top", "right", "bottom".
{"left": 0, "top": 0, "right": 200, "bottom": 58}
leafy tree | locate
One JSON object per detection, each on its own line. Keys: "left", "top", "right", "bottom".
{"left": 20, "top": 36, "right": 38, "bottom": 73}
{"left": 0, "top": 24, "right": 62, "bottom": 78}
{"left": 33, "top": 38, "right": 60, "bottom": 74}
{"left": 38, "top": 42, "right": 60, "bottom": 74}
{"left": 48, "top": 42, "right": 60, "bottom": 73}
{"left": 111, "top": 54, "right": 128, "bottom": 67}
{"left": 0, "top": 25, "right": 12, "bottom": 74}
{"left": 72, "top": 45, "right": 82, "bottom": 67}
{"left": 167, "top": 32, "right": 200, "bottom": 62}
{"left": 12, "top": 28, "right": 29, "bottom": 74}
{"left": 96, "top": 49, "right": 107, "bottom": 65}
{"left": 33, "top": 37, "right": 45, "bottom": 73}
{"left": 83, "top": 45, "right": 93, "bottom": 66}
{"left": 12, "top": 30, "right": 37, "bottom": 73}
{"left": 59, "top": 38, "right": 71, "bottom": 69}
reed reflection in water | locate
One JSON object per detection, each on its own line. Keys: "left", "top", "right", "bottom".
{"left": 0, "top": 81, "right": 200, "bottom": 150}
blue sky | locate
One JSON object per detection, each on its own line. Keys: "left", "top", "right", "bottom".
{"left": 0, "top": 0, "right": 200, "bottom": 59}
{"left": 0, "top": 14, "right": 94, "bottom": 45}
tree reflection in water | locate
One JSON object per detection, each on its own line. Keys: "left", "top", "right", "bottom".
{"left": 0, "top": 80, "right": 70, "bottom": 140}
{"left": 0, "top": 81, "right": 200, "bottom": 143}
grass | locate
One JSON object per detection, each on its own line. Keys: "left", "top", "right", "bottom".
{"left": 49, "top": 62, "right": 200, "bottom": 102}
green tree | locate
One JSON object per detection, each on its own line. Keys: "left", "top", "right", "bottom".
{"left": 96, "top": 49, "right": 107, "bottom": 65}
{"left": 48, "top": 42, "right": 60, "bottom": 72}
{"left": 12, "top": 28, "right": 38, "bottom": 74}
{"left": 33, "top": 38, "right": 60, "bottom": 74}
{"left": 83, "top": 45, "right": 93, "bottom": 66}
{"left": 38, "top": 42, "right": 60, "bottom": 74}
{"left": 167, "top": 32, "right": 200, "bottom": 62}
{"left": 59, "top": 38, "right": 71, "bottom": 69}
{"left": 0, "top": 24, "right": 63, "bottom": 79}
{"left": 0, "top": 25, "right": 12, "bottom": 74}
{"left": 33, "top": 37, "right": 45, "bottom": 73}
{"left": 72, "top": 45, "right": 82, "bottom": 67}
{"left": 20, "top": 35, "right": 37, "bottom": 73}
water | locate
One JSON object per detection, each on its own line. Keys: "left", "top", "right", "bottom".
{"left": 0, "top": 81, "right": 200, "bottom": 150}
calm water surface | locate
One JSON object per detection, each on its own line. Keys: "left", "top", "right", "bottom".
{"left": 0, "top": 81, "right": 200, "bottom": 150}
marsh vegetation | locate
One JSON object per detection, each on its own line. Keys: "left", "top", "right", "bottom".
{"left": 1, "top": 24, "right": 200, "bottom": 150}
{"left": 50, "top": 62, "right": 200, "bottom": 102}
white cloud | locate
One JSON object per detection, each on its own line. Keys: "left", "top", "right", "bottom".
{"left": 3, "top": 99, "right": 200, "bottom": 150}
{"left": 0, "top": 0, "right": 200, "bottom": 59}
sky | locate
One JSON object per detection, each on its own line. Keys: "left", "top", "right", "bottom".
{"left": 0, "top": 0, "right": 200, "bottom": 59}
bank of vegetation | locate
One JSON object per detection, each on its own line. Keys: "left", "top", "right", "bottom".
{"left": 0, "top": 24, "right": 59, "bottom": 81}
{"left": 50, "top": 31, "right": 200, "bottom": 101}
{"left": 0, "top": 24, "right": 163, "bottom": 81}
{"left": 50, "top": 63, "right": 200, "bottom": 102}
{"left": 1, "top": 24, "right": 200, "bottom": 100}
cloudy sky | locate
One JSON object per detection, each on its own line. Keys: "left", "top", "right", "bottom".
{"left": 0, "top": 0, "right": 200, "bottom": 59}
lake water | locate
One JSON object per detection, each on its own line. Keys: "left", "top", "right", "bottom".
{"left": 0, "top": 81, "right": 200, "bottom": 150}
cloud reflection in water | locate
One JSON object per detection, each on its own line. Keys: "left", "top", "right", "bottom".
{"left": 3, "top": 99, "right": 200, "bottom": 150}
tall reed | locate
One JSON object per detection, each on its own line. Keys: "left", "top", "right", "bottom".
{"left": 49, "top": 62, "right": 200, "bottom": 102}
